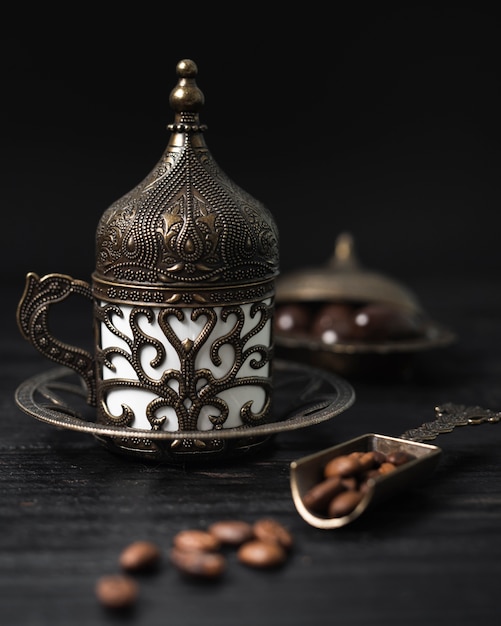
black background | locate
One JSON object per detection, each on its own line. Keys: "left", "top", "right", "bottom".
{"left": 3, "top": 4, "right": 500, "bottom": 292}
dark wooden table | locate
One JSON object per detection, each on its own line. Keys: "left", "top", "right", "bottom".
{"left": 2, "top": 276, "right": 501, "bottom": 626}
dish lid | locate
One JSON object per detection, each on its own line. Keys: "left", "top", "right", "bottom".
{"left": 94, "top": 59, "right": 279, "bottom": 298}
{"left": 276, "top": 232, "right": 421, "bottom": 312}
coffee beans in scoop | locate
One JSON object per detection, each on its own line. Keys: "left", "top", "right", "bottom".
{"left": 302, "top": 449, "right": 416, "bottom": 518}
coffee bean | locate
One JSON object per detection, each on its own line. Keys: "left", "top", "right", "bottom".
{"left": 170, "top": 546, "right": 226, "bottom": 578}
{"left": 97, "top": 517, "right": 296, "bottom": 601}
{"left": 302, "top": 475, "right": 344, "bottom": 513}
{"left": 119, "top": 540, "right": 161, "bottom": 572}
{"left": 358, "top": 450, "right": 382, "bottom": 471}
{"left": 237, "top": 539, "right": 287, "bottom": 569}
{"left": 253, "top": 518, "right": 293, "bottom": 550}
{"left": 95, "top": 574, "right": 138, "bottom": 609}
{"left": 208, "top": 519, "right": 255, "bottom": 546}
{"left": 340, "top": 476, "right": 358, "bottom": 490}
{"left": 327, "top": 490, "right": 364, "bottom": 517}
{"left": 173, "top": 529, "right": 221, "bottom": 553}
{"left": 378, "top": 461, "right": 397, "bottom": 475}
{"left": 324, "top": 453, "right": 362, "bottom": 478}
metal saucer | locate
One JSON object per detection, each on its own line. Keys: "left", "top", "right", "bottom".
{"left": 15, "top": 359, "right": 355, "bottom": 464}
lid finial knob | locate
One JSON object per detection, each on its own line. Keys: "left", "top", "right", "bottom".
{"left": 169, "top": 59, "right": 205, "bottom": 113}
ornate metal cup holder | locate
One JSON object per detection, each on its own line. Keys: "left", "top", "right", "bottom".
{"left": 15, "top": 359, "right": 355, "bottom": 464}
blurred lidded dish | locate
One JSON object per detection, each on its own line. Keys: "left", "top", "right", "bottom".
{"left": 274, "top": 233, "right": 455, "bottom": 377}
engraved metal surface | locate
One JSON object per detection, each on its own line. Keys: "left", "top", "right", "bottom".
{"left": 94, "top": 59, "right": 279, "bottom": 299}
{"left": 15, "top": 360, "right": 356, "bottom": 464}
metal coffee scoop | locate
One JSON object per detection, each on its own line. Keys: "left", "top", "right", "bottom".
{"left": 290, "top": 402, "right": 501, "bottom": 529}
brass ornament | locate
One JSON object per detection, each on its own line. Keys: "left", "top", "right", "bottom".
{"left": 16, "top": 59, "right": 286, "bottom": 462}
{"left": 93, "top": 58, "right": 279, "bottom": 301}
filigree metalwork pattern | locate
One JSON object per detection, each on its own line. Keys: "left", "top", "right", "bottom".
{"left": 17, "top": 272, "right": 96, "bottom": 405}
{"left": 95, "top": 300, "right": 274, "bottom": 432}
{"left": 401, "top": 402, "right": 501, "bottom": 441}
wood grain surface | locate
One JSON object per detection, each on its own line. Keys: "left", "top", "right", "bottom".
{"left": 2, "top": 277, "right": 501, "bottom": 626}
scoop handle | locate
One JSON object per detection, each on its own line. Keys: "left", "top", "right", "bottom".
{"left": 17, "top": 272, "right": 96, "bottom": 405}
{"left": 401, "top": 402, "right": 501, "bottom": 442}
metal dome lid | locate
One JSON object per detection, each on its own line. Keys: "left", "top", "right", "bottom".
{"left": 93, "top": 59, "right": 279, "bottom": 304}
{"left": 276, "top": 232, "right": 422, "bottom": 312}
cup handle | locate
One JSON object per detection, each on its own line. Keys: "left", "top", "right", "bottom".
{"left": 17, "top": 272, "right": 96, "bottom": 406}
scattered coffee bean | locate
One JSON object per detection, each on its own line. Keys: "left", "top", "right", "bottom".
{"left": 237, "top": 539, "right": 287, "bottom": 569}
{"left": 95, "top": 574, "right": 138, "bottom": 609}
{"left": 119, "top": 540, "right": 161, "bottom": 572}
{"left": 253, "top": 518, "right": 293, "bottom": 550}
{"left": 96, "top": 516, "right": 296, "bottom": 604}
{"left": 208, "top": 519, "right": 255, "bottom": 546}
{"left": 170, "top": 546, "right": 226, "bottom": 579}
{"left": 172, "top": 529, "right": 221, "bottom": 553}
